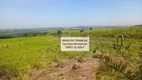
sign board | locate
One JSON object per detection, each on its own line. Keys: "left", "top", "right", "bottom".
{"left": 61, "top": 37, "right": 89, "bottom": 51}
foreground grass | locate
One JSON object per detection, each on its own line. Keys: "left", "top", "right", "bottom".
{"left": 0, "top": 36, "right": 89, "bottom": 79}
{"left": 0, "top": 36, "right": 57, "bottom": 79}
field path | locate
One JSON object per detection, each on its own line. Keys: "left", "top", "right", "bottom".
{"left": 30, "top": 58, "right": 100, "bottom": 80}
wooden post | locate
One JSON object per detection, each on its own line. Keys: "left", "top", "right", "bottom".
{"left": 116, "top": 36, "right": 119, "bottom": 46}
{"left": 121, "top": 35, "right": 124, "bottom": 46}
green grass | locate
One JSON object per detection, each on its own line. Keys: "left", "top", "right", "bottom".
{"left": 0, "top": 26, "right": 141, "bottom": 79}
{"left": 0, "top": 36, "right": 88, "bottom": 79}
{"left": 0, "top": 36, "right": 58, "bottom": 73}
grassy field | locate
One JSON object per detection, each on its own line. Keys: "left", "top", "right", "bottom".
{"left": 0, "top": 36, "right": 58, "bottom": 79}
{"left": 0, "top": 36, "right": 88, "bottom": 79}
{"left": 0, "top": 26, "right": 142, "bottom": 80}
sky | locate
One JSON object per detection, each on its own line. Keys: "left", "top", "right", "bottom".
{"left": 0, "top": 0, "right": 142, "bottom": 29}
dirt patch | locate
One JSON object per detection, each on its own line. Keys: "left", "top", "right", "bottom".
{"left": 0, "top": 71, "right": 17, "bottom": 80}
{"left": 30, "top": 57, "right": 100, "bottom": 80}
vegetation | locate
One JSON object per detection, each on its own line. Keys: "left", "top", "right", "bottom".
{"left": 80, "top": 30, "right": 84, "bottom": 33}
{"left": 90, "top": 27, "right": 92, "bottom": 30}
{"left": 0, "top": 26, "right": 141, "bottom": 79}
{"left": 57, "top": 30, "right": 62, "bottom": 35}
{"left": 97, "top": 57, "right": 140, "bottom": 80}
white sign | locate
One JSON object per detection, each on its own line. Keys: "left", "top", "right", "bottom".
{"left": 61, "top": 37, "right": 89, "bottom": 51}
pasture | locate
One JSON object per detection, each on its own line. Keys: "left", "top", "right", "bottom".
{"left": 0, "top": 26, "right": 142, "bottom": 80}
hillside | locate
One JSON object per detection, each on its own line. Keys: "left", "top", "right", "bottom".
{"left": 0, "top": 26, "right": 142, "bottom": 80}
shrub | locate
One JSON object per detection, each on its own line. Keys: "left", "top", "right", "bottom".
{"left": 96, "top": 57, "right": 140, "bottom": 80}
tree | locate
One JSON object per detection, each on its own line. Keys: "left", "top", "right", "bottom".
{"left": 57, "top": 30, "right": 62, "bottom": 34}
{"left": 80, "top": 30, "right": 84, "bottom": 33}
{"left": 90, "top": 27, "right": 92, "bottom": 30}
{"left": 43, "top": 32, "right": 47, "bottom": 35}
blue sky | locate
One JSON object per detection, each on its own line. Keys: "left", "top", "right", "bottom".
{"left": 0, "top": 0, "right": 142, "bottom": 29}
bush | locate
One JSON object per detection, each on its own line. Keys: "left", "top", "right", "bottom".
{"left": 96, "top": 56, "right": 140, "bottom": 80}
